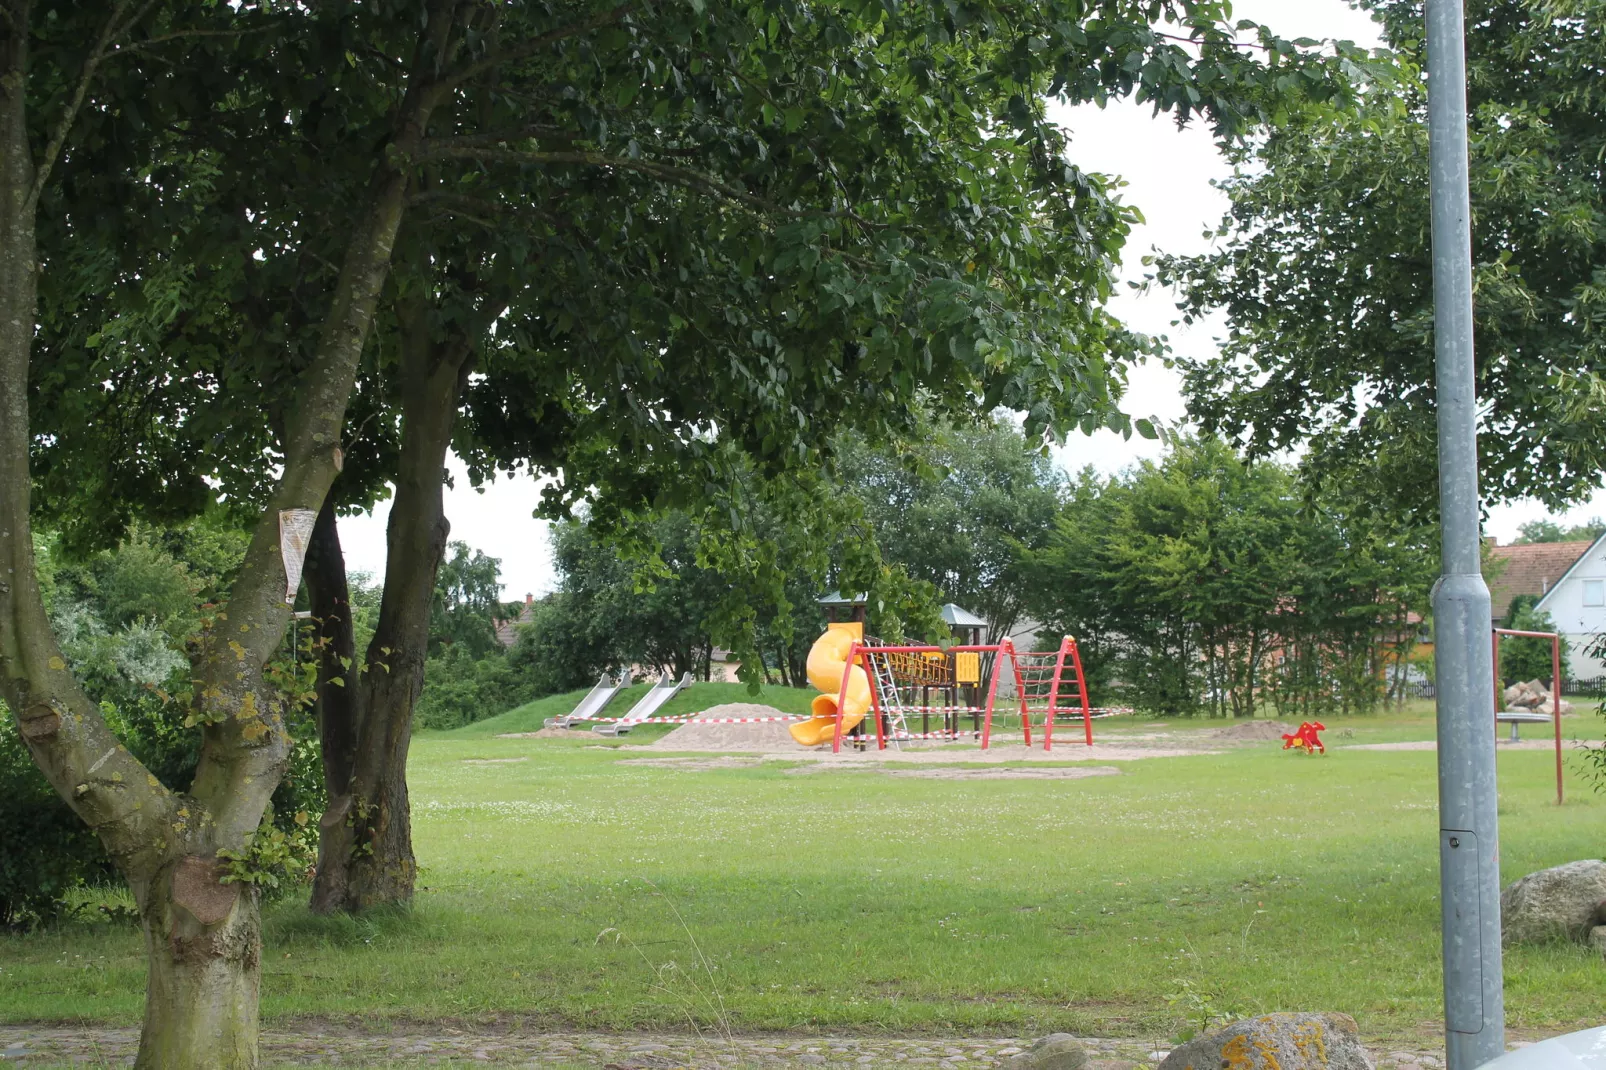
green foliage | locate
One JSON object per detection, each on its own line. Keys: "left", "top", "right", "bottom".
{"left": 1499, "top": 598, "right": 1570, "bottom": 686}
{"left": 218, "top": 813, "right": 315, "bottom": 893}
{"left": 414, "top": 642, "right": 549, "bottom": 733}
{"left": 1021, "top": 439, "right": 1437, "bottom": 716}
{"left": 834, "top": 416, "right": 1064, "bottom": 643}
{"left": 1157, "top": 0, "right": 1606, "bottom": 513}
{"left": 1515, "top": 518, "right": 1606, "bottom": 545}
{"left": 430, "top": 544, "right": 511, "bottom": 659}
{"left": 0, "top": 523, "right": 323, "bottom": 921}
{"left": 0, "top": 714, "right": 114, "bottom": 929}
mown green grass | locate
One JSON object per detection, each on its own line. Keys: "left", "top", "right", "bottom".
{"left": 2, "top": 706, "right": 1602, "bottom": 1048}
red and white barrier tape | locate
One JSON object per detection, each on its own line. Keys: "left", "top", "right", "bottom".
{"left": 578, "top": 715, "right": 809, "bottom": 725}
{"left": 565, "top": 707, "right": 1134, "bottom": 727}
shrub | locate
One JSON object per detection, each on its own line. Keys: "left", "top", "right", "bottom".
{"left": 0, "top": 524, "right": 323, "bottom": 925}
{"left": 0, "top": 711, "right": 114, "bottom": 928}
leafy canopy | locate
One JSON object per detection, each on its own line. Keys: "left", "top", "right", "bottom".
{"left": 1157, "top": 0, "right": 1606, "bottom": 512}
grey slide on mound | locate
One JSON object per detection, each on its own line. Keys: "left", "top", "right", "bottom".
{"left": 593, "top": 671, "right": 694, "bottom": 736}
{"left": 545, "top": 671, "right": 631, "bottom": 729}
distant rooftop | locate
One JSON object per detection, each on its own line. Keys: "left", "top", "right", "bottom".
{"left": 1488, "top": 540, "right": 1593, "bottom": 621}
{"left": 940, "top": 603, "right": 987, "bottom": 628}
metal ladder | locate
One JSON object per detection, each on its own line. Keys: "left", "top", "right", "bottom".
{"left": 864, "top": 651, "right": 909, "bottom": 749}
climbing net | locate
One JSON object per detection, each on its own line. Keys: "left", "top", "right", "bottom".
{"left": 1005, "top": 639, "right": 1093, "bottom": 749}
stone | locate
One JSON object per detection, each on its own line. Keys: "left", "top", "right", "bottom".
{"left": 1157, "top": 1013, "right": 1372, "bottom": 1070}
{"left": 1007, "top": 1034, "right": 1089, "bottom": 1070}
{"left": 1500, "top": 860, "right": 1606, "bottom": 945}
{"left": 1591, "top": 925, "right": 1606, "bottom": 957}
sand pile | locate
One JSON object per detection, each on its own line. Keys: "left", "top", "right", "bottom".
{"left": 647, "top": 703, "right": 808, "bottom": 751}
{"left": 497, "top": 726, "right": 577, "bottom": 739}
{"left": 1211, "top": 720, "right": 1293, "bottom": 741}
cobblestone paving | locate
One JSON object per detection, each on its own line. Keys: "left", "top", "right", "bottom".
{"left": 0, "top": 1027, "right": 1451, "bottom": 1068}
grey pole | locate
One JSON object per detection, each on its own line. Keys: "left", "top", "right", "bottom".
{"left": 1424, "top": 1, "right": 1505, "bottom": 1066}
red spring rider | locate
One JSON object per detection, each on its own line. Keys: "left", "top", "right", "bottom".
{"left": 1281, "top": 721, "right": 1326, "bottom": 755}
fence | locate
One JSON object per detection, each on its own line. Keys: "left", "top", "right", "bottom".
{"left": 1562, "top": 676, "right": 1606, "bottom": 698}
{"left": 1408, "top": 677, "right": 1606, "bottom": 700}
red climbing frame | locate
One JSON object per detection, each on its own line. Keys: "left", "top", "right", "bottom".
{"left": 1011, "top": 636, "right": 1093, "bottom": 751}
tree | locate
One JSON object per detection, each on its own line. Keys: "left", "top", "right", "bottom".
{"left": 835, "top": 417, "right": 1062, "bottom": 643}
{"left": 429, "top": 543, "right": 510, "bottom": 658}
{"left": 4, "top": 2, "right": 1371, "bottom": 1059}
{"left": 1498, "top": 596, "right": 1571, "bottom": 686}
{"left": 3, "top": 2, "right": 507, "bottom": 1062}
{"left": 296, "top": 0, "right": 1377, "bottom": 915}
{"left": 1156, "top": 0, "right": 1606, "bottom": 513}
{"left": 1514, "top": 518, "right": 1606, "bottom": 546}
{"left": 1021, "top": 439, "right": 1436, "bottom": 716}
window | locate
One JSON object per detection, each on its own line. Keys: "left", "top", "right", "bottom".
{"left": 1585, "top": 579, "right": 1605, "bottom": 608}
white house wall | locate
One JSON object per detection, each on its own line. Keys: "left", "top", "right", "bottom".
{"left": 1534, "top": 536, "right": 1606, "bottom": 679}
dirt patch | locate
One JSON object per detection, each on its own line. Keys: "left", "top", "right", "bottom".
{"left": 788, "top": 764, "right": 1122, "bottom": 781}
{"left": 497, "top": 726, "right": 579, "bottom": 739}
{"left": 460, "top": 757, "right": 530, "bottom": 764}
{"left": 617, "top": 756, "right": 767, "bottom": 771}
{"left": 646, "top": 704, "right": 808, "bottom": 751}
{"left": 1211, "top": 720, "right": 1293, "bottom": 742}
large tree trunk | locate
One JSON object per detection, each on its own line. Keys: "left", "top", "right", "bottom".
{"left": 135, "top": 866, "right": 261, "bottom": 1069}
{"left": 304, "top": 498, "right": 363, "bottom": 915}
{"left": 312, "top": 312, "right": 474, "bottom": 913}
{"left": 0, "top": 5, "right": 450, "bottom": 1062}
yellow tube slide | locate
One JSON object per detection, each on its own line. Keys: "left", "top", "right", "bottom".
{"left": 790, "top": 624, "right": 872, "bottom": 746}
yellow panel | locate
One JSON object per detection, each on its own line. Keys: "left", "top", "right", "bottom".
{"left": 955, "top": 652, "right": 980, "bottom": 685}
{"left": 828, "top": 621, "right": 864, "bottom": 640}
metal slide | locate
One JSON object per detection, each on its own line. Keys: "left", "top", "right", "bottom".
{"left": 593, "top": 671, "right": 693, "bottom": 735}
{"left": 545, "top": 671, "right": 630, "bottom": 728}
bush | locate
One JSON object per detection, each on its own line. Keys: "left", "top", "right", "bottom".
{"left": 414, "top": 643, "right": 541, "bottom": 731}
{"left": 0, "top": 711, "right": 114, "bottom": 928}
{"left": 0, "top": 524, "right": 324, "bottom": 925}
{"left": 1500, "top": 597, "right": 1570, "bottom": 686}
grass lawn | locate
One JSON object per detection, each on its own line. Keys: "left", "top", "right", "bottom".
{"left": 2, "top": 693, "right": 1603, "bottom": 1049}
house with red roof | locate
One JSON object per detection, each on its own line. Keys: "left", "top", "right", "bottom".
{"left": 1525, "top": 534, "right": 1606, "bottom": 679}
{"left": 1490, "top": 533, "right": 1606, "bottom": 674}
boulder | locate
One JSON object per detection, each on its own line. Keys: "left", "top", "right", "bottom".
{"left": 1591, "top": 926, "right": 1606, "bottom": 958}
{"left": 1158, "top": 1013, "right": 1372, "bottom": 1070}
{"left": 1501, "top": 860, "right": 1606, "bottom": 945}
{"left": 1008, "top": 1034, "right": 1089, "bottom": 1070}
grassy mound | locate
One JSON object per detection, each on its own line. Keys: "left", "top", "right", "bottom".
{"left": 433, "top": 681, "right": 819, "bottom": 739}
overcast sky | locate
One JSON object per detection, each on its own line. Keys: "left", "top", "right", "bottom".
{"left": 339, "top": 0, "right": 1606, "bottom": 597}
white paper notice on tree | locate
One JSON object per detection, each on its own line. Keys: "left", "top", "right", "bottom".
{"left": 279, "top": 508, "right": 318, "bottom": 604}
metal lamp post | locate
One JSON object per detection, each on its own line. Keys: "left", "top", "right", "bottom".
{"left": 1424, "top": 0, "right": 1505, "bottom": 1065}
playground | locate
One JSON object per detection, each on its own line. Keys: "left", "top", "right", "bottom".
{"left": 4, "top": 682, "right": 1602, "bottom": 1064}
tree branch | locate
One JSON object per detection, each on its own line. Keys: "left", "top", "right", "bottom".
{"left": 424, "top": 124, "right": 577, "bottom": 151}
{"left": 26, "top": 0, "right": 158, "bottom": 213}
{"left": 422, "top": 145, "right": 879, "bottom": 225}
{"left": 432, "top": 1, "right": 635, "bottom": 94}
{"left": 107, "top": 25, "right": 275, "bottom": 61}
